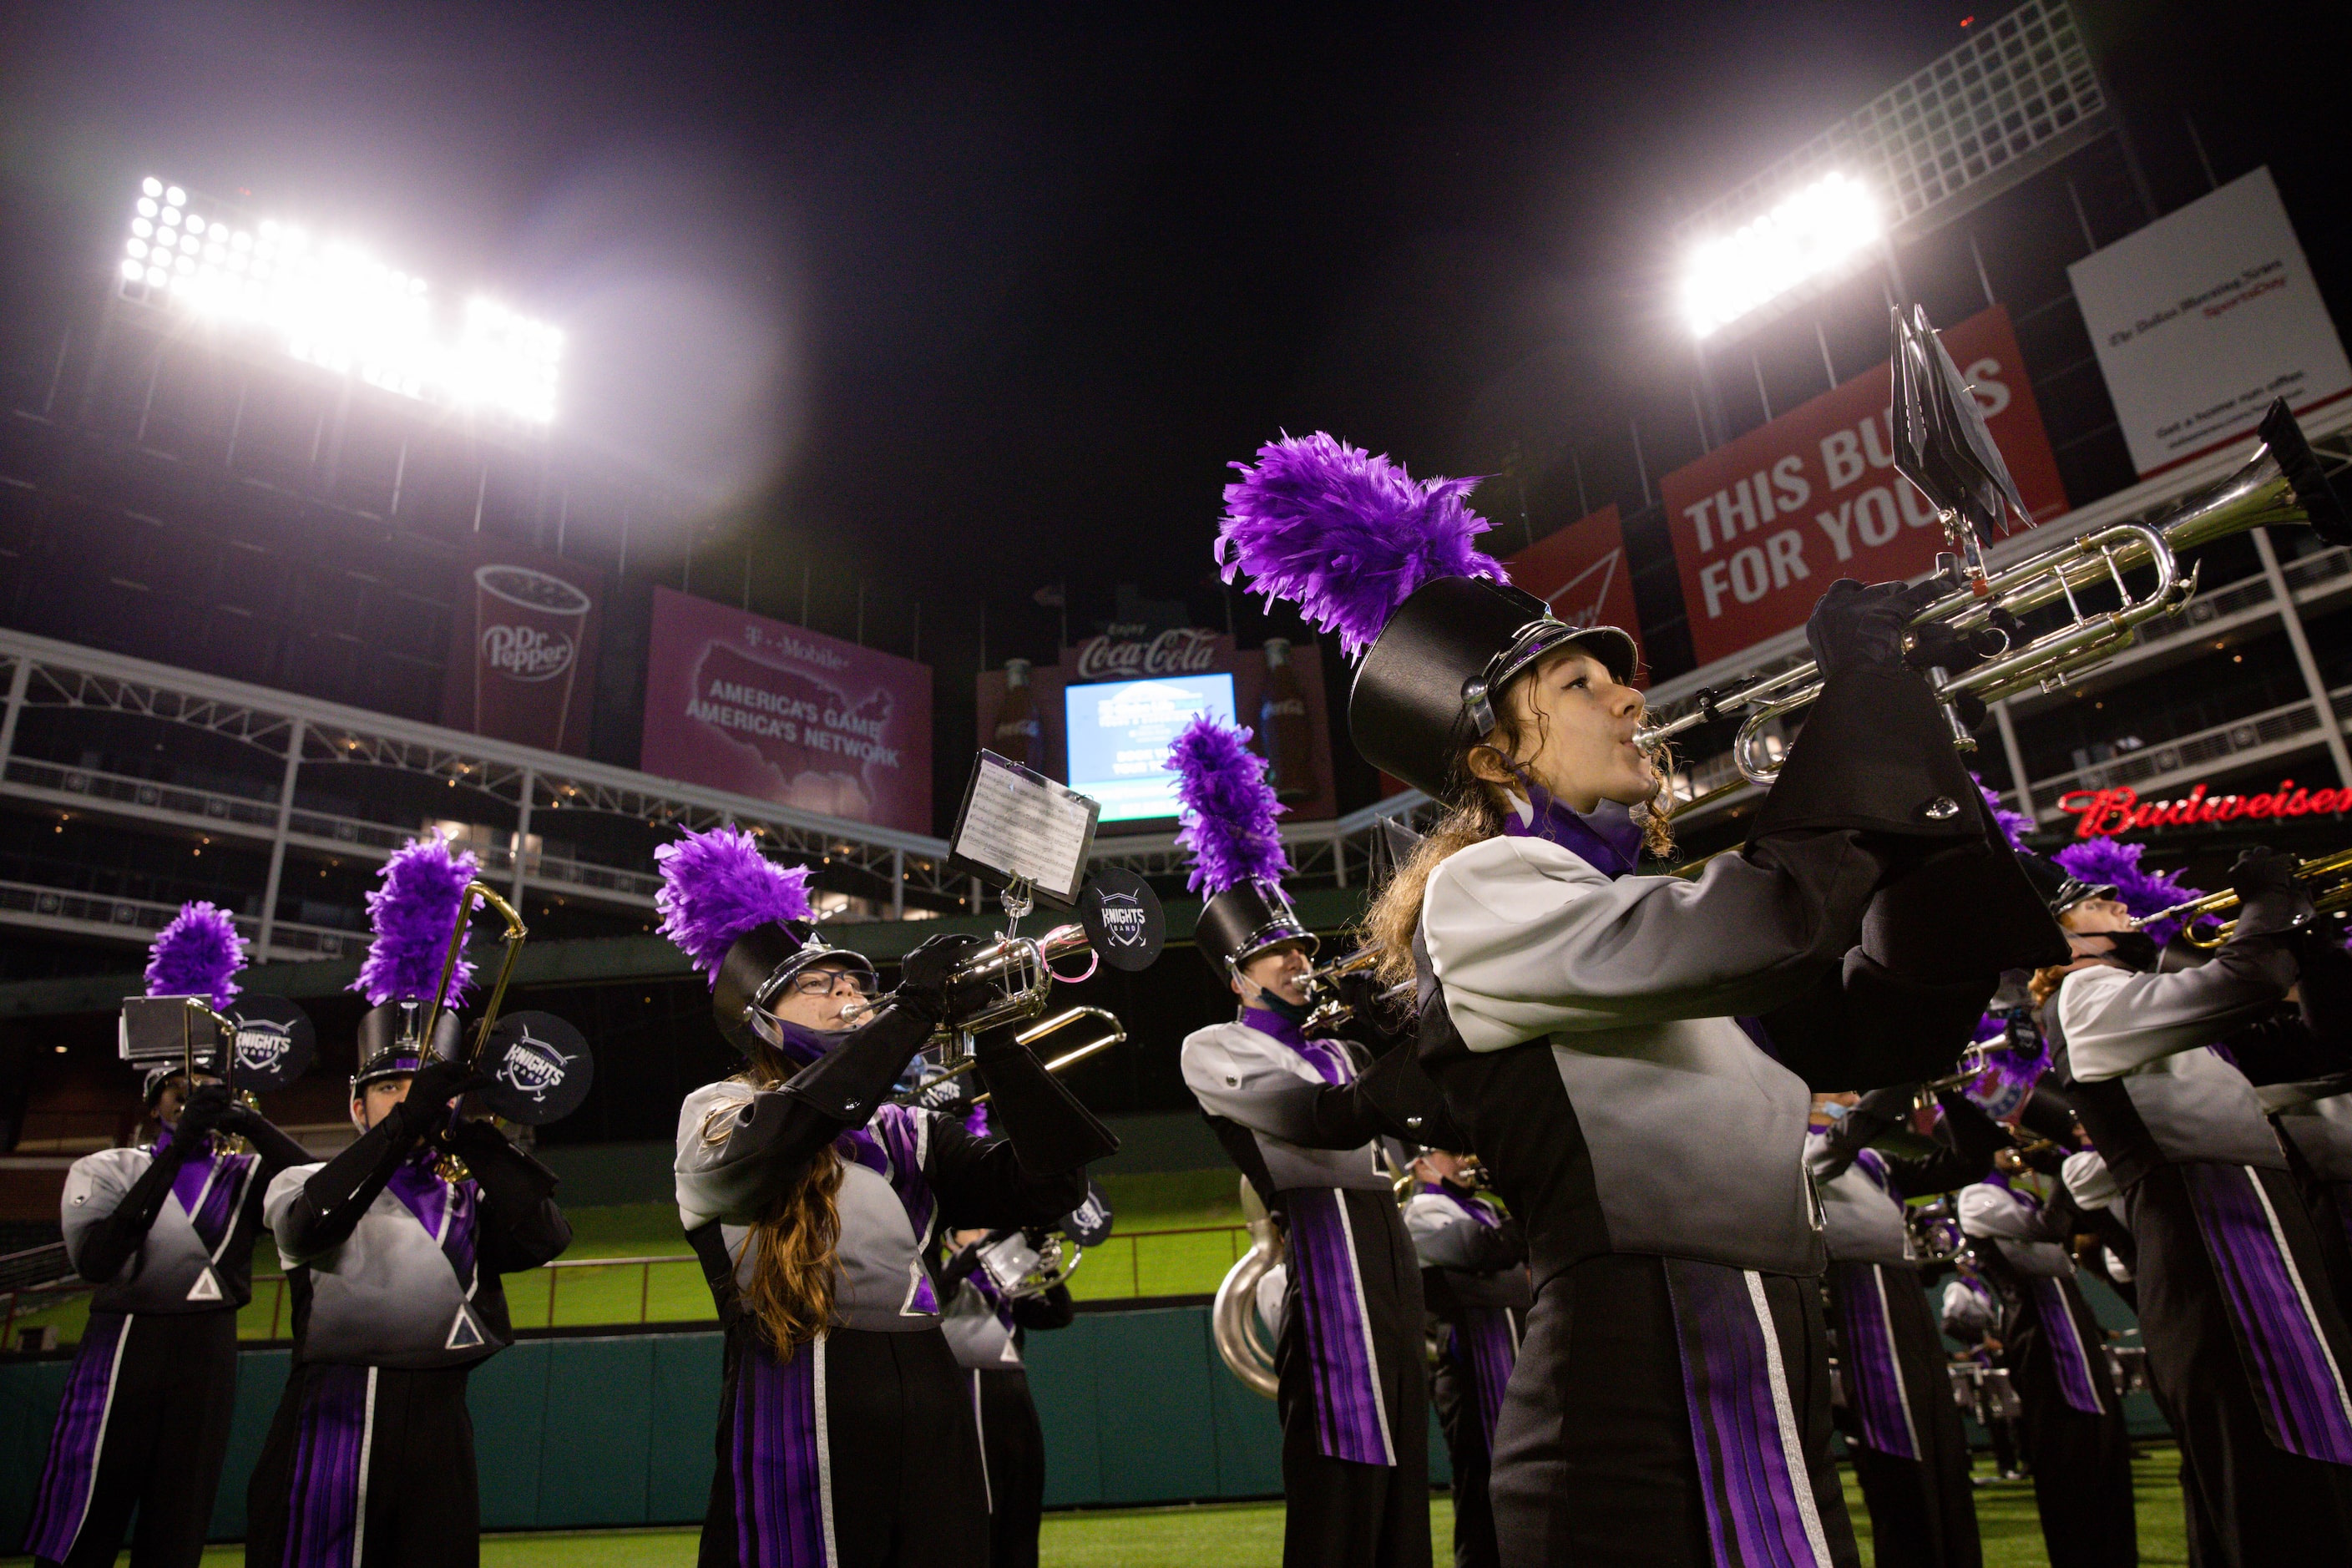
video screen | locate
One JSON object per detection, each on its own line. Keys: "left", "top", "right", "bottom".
{"left": 1063, "top": 673, "right": 1238, "bottom": 824}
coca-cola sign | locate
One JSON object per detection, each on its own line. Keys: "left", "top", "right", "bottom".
{"left": 440, "top": 543, "right": 602, "bottom": 756}
{"left": 2057, "top": 776, "right": 2352, "bottom": 837}
{"left": 1070, "top": 627, "right": 1221, "bottom": 681}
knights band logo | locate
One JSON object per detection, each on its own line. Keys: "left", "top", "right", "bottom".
{"left": 1096, "top": 891, "right": 1149, "bottom": 951}
{"left": 232, "top": 1018, "right": 294, "bottom": 1077}
{"left": 496, "top": 1023, "right": 580, "bottom": 1105}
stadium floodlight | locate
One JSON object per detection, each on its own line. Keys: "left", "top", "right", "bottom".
{"left": 117, "top": 176, "right": 562, "bottom": 425}
{"left": 1680, "top": 170, "right": 1881, "bottom": 340}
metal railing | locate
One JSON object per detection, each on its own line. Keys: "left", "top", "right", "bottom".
{"left": 2024, "top": 683, "right": 2352, "bottom": 816}
{"left": 3, "top": 1224, "right": 1264, "bottom": 1351}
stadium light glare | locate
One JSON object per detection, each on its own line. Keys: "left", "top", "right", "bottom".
{"left": 1680, "top": 170, "right": 1881, "bottom": 340}
{"left": 115, "top": 178, "right": 561, "bottom": 425}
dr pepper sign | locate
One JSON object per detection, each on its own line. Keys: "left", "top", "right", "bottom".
{"left": 1662, "top": 304, "right": 2070, "bottom": 670}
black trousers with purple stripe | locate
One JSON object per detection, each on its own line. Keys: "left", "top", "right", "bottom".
{"left": 244, "top": 1361, "right": 478, "bottom": 1568}
{"left": 1429, "top": 1356, "right": 1496, "bottom": 1568}
{"left": 2127, "top": 1161, "right": 2352, "bottom": 1567}
{"left": 701, "top": 1323, "right": 987, "bottom": 1568}
{"left": 1823, "top": 1261, "right": 1980, "bottom": 1568}
{"left": 1490, "top": 1253, "right": 1861, "bottom": 1568}
{"left": 2004, "top": 1272, "right": 2134, "bottom": 1568}
{"left": 23, "top": 1309, "right": 238, "bottom": 1568}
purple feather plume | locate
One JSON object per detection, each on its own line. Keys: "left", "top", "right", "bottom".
{"left": 654, "top": 826, "right": 813, "bottom": 985}
{"left": 1973, "top": 775, "right": 2035, "bottom": 856}
{"left": 1166, "top": 714, "right": 1290, "bottom": 897}
{"left": 2055, "top": 838, "right": 2205, "bottom": 948}
{"left": 351, "top": 837, "right": 480, "bottom": 1008}
{"left": 1216, "top": 432, "right": 1508, "bottom": 657}
{"left": 144, "top": 902, "right": 246, "bottom": 1009}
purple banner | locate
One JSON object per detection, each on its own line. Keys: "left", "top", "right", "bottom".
{"left": 640, "top": 587, "right": 933, "bottom": 836}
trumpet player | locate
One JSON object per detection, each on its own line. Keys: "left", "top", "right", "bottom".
{"left": 24, "top": 906, "right": 310, "bottom": 1568}
{"left": 1218, "top": 433, "right": 2062, "bottom": 1565}
{"left": 245, "top": 841, "right": 573, "bottom": 1568}
{"left": 655, "top": 827, "right": 1117, "bottom": 1568}
{"left": 1169, "top": 715, "right": 1449, "bottom": 1568}
{"left": 936, "top": 1211, "right": 1078, "bottom": 1568}
{"left": 1399, "top": 1149, "right": 1526, "bottom": 1568}
{"left": 2038, "top": 846, "right": 2352, "bottom": 1561}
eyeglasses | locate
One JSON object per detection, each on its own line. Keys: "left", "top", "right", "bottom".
{"left": 789, "top": 969, "right": 874, "bottom": 999}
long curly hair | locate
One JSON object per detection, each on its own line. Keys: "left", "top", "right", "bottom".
{"left": 1363, "top": 662, "right": 1672, "bottom": 991}
{"left": 733, "top": 1042, "right": 846, "bottom": 1357}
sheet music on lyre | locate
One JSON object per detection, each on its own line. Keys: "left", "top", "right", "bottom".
{"left": 948, "top": 751, "right": 1101, "bottom": 908}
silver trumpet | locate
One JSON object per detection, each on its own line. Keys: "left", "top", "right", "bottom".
{"left": 1300, "top": 944, "right": 1414, "bottom": 1034}
{"left": 1638, "top": 390, "right": 2345, "bottom": 798}
{"left": 900, "top": 1004, "right": 1127, "bottom": 1106}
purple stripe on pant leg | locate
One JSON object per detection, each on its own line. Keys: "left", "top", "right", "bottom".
{"left": 1282, "top": 1188, "right": 1390, "bottom": 1465}
{"left": 2183, "top": 1163, "right": 2352, "bottom": 1464}
{"left": 737, "top": 1343, "right": 829, "bottom": 1568}
{"left": 1835, "top": 1267, "right": 1917, "bottom": 1460}
{"left": 281, "top": 1364, "right": 370, "bottom": 1568}
{"left": 1460, "top": 1307, "right": 1517, "bottom": 1456}
{"left": 2024, "top": 1278, "right": 2104, "bottom": 1417}
{"left": 1666, "top": 1260, "right": 1821, "bottom": 1568}
{"left": 20, "top": 1312, "right": 129, "bottom": 1561}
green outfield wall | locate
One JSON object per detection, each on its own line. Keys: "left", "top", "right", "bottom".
{"left": 0, "top": 1305, "right": 1450, "bottom": 1543}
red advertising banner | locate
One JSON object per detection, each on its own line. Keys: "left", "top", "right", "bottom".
{"left": 1504, "top": 504, "right": 1646, "bottom": 679}
{"left": 640, "top": 587, "right": 934, "bottom": 835}
{"left": 1663, "top": 303, "right": 2069, "bottom": 670}
{"left": 439, "top": 539, "right": 603, "bottom": 756}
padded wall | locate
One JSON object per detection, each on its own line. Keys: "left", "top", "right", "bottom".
{"left": 0, "top": 1308, "right": 1448, "bottom": 1542}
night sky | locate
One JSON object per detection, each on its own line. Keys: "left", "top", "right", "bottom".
{"left": 0, "top": 1, "right": 2338, "bottom": 668}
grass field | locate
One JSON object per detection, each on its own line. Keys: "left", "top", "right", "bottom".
{"left": 13, "top": 1446, "right": 2191, "bottom": 1567}
{"left": 3, "top": 1169, "right": 1255, "bottom": 1351}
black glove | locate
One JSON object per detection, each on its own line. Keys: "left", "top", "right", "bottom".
{"left": 2228, "top": 847, "right": 2309, "bottom": 940}
{"left": 896, "top": 933, "right": 995, "bottom": 1026}
{"left": 389, "top": 1058, "right": 494, "bottom": 1141}
{"left": 171, "top": 1082, "right": 235, "bottom": 1148}
{"left": 1806, "top": 579, "right": 1941, "bottom": 679}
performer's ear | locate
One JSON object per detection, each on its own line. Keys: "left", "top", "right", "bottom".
{"left": 1458, "top": 747, "right": 1515, "bottom": 790}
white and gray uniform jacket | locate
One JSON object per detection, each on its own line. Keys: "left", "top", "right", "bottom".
{"left": 2051, "top": 949, "right": 2296, "bottom": 1186}
{"left": 62, "top": 1143, "right": 267, "bottom": 1313}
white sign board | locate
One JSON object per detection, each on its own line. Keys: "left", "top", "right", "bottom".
{"left": 2069, "top": 167, "right": 2352, "bottom": 476}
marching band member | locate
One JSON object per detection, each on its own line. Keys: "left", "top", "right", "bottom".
{"left": 1170, "top": 715, "right": 1444, "bottom": 1568}
{"left": 1399, "top": 1149, "right": 1526, "bottom": 1568}
{"left": 1955, "top": 1144, "right": 2135, "bottom": 1568}
{"left": 2042, "top": 847, "right": 2352, "bottom": 1560}
{"left": 1215, "top": 432, "right": 2064, "bottom": 1565}
{"left": 23, "top": 906, "right": 309, "bottom": 1568}
{"left": 1938, "top": 1255, "right": 2026, "bottom": 1482}
{"left": 245, "top": 839, "right": 573, "bottom": 1568}
{"left": 936, "top": 1203, "right": 1078, "bottom": 1568}
{"left": 656, "top": 827, "right": 1116, "bottom": 1568}
{"left": 1806, "top": 1087, "right": 1994, "bottom": 1568}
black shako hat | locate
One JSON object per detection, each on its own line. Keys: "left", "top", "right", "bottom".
{"left": 1349, "top": 576, "right": 1640, "bottom": 802}
{"left": 1195, "top": 880, "right": 1317, "bottom": 978}
{"left": 2018, "top": 851, "right": 2117, "bottom": 920}
{"left": 711, "top": 922, "right": 878, "bottom": 1055}
{"left": 352, "top": 1004, "right": 465, "bottom": 1090}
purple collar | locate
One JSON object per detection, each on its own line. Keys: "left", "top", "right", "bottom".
{"left": 1500, "top": 781, "right": 1641, "bottom": 879}
{"left": 1242, "top": 1006, "right": 1349, "bottom": 1086}
{"left": 1419, "top": 1180, "right": 1497, "bottom": 1227}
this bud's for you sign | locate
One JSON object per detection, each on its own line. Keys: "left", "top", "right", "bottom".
{"left": 440, "top": 541, "right": 603, "bottom": 756}
{"left": 1663, "top": 303, "right": 2070, "bottom": 671}
{"left": 639, "top": 586, "right": 934, "bottom": 835}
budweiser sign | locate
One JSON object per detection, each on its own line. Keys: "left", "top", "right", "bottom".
{"left": 2057, "top": 777, "right": 2352, "bottom": 837}
{"left": 1069, "top": 627, "right": 1221, "bottom": 680}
